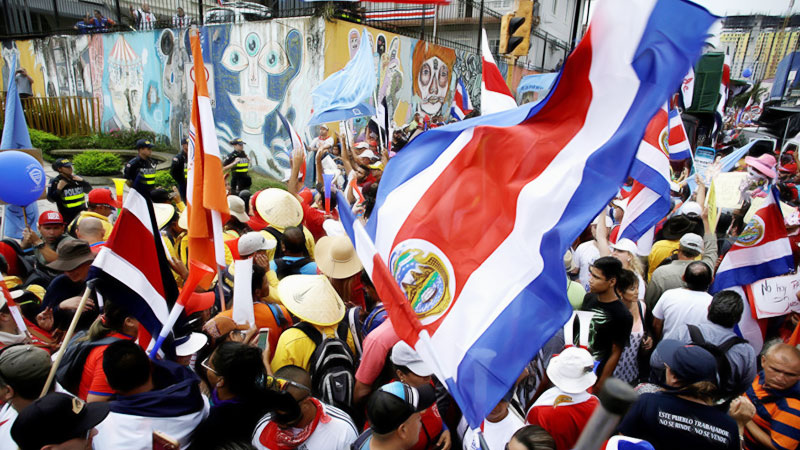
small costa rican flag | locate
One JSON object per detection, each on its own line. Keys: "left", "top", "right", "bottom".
{"left": 365, "top": 8, "right": 436, "bottom": 21}
{"left": 340, "top": 0, "right": 716, "bottom": 428}
{"left": 668, "top": 107, "right": 692, "bottom": 160}
{"left": 450, "top": 78, "right": 473, "bottom": 120}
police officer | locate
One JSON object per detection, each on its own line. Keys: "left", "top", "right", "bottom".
{"left": 46, "top": 158, "right": 92, "bottom": 225}
{"left": 124, "top": 139, "right": 157, "bottom": 189}
{"left": 170, "top": 137, "right": 189, "bottom": 200}
{"left": 222, "top": 138, "right": 251, "bottom": 194}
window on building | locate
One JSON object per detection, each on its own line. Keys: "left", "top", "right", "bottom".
{"left": 552, "top": 0, "right": 558, "bottom": 15}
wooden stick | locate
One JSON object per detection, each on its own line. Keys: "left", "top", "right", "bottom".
{"left": 40, "top": 285, "right": 93, "bottom": 398}
{"left": 216, "top": 266, "right": 226, "bottom": 312}
{"left": 22, "top": 206, "right": 28, "bottom": 229}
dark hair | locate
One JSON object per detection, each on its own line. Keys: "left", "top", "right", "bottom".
{"left": 103, "top": 340, "right": 151, "bottom": 393}
{"left": 591, "top": 256, "right": 623, "bottom": 282}
{"left": 684, "top": 261, "right": 712, "bottom": 292}
{"left": 87, "top": 298, "right": 130, "bottom": 341}
{"left": 274, "top": 364, "right": 312, "bottom": 388}
{"left": 314, "top": 183, "right": 338, "bottom": 211}
{"left": 0, "top": 254, "right": 7, "bottom": 275}
{"left": 363, "top": 183, "right": 379, "bottom": 219}
{"left": 238, "top": 190, "right": 252, "bottom": 215}
{"left": 282, "top": 226, "right": 306, "bottom": 254}
{"left": 707, "top": 290, "right": 744, "bottom": 328}
{"left": 211, "top": 341, "right": 266, "bottom": 398}
{"left": 509, "top": 425, "right": 555, "bottom": 450}
{"left": 615, "top": 269, "right": 637, "bottom": 295}
{"left": 252, "top": 263, "right": 267, "bottom": 295}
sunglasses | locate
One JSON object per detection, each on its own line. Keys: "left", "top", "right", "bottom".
{"left": 200, "top": 356, "right": 217, "bottom": 375}
{"left": 267, "top": 377, "right": 312, "bottom": 426}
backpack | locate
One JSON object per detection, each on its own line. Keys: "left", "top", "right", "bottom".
{"left": 293, "top": 317, "right": 357, "bottom": 416}
{"left": 55, "top": 330, "right": 122, "bottom": 395}
{"left": 686, "top": 324, "right": 749, "bottom": 398}
{"left": 263, "top": 225, "right": 310, "bottom": 259}
{"left": 362, "top": 305, "right": 387, "bottom": 337}
{"left": 274, "top": 257, "right": 314, "bottom": 280}
{"left": 350, "top": 429, "right": 374, "bottom": 450}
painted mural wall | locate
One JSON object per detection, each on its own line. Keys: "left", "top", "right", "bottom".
{"left": 2, "top": 18, "right": 482, "bottom": 178}
{"left": 323, "top": 21, "right": 482, "bottom": 129}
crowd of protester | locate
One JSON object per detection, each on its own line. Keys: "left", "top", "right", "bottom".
{"left": 1, "top": 123, "right": 800, "bottom": 450}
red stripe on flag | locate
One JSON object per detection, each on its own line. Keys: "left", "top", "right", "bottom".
{"left": 642, "top": 109, "right": 668, "bottom": 151}
{"left": 107, "top": 212, "right": 167, "bottom": 299}
{"left": 668, "top": 124, "right": 687, "bottom": 145}
{"left": 392, "top": 30, "right": 594, "bottom": 331}
{"left": 482, "top": 57, "right": 513, "bottom": 97}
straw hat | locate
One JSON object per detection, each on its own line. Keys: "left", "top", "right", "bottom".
{"left": 255, "top": 188, "right": 303, "bottom": 231}
{"left": 177, "top": 208, "right": 188, "bottom": 230}
{"left": 154, "top": 204, "right": 176, "bottom": 230}
{"left": 315, "top": 235, "right": 363, "bottom": 279}
{"left": 278, "top": 275, "right": 345, "bottom": 326}
{"left": 227, "top": 195, "right": 250, "bottom": 223}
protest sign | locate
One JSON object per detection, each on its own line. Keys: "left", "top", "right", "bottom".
{"left": 694, "top": 146, "right": 716, "bottom": 184}
{"left": 711, "top": 172, "right": 748, "bottom": 210}
{"left": 750, "top": 273, "right": 800, "bottom": 319}
{"left": 743, "top": 197, "right": 797, "bottom": 224}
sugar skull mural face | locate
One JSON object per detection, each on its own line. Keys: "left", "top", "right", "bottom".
{"left": 412, "top": 43, "right": 455, "bottom": 116}
{"left": 348, "top": 29, "right": 360, "bottom": 59}
{"left": 221, "top": 29, "right": 300, "bottom": 134}
{"left": 108, "top": 36, "right": 144, "bottom": 129}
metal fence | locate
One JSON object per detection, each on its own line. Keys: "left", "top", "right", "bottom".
{"left": 0, "top": 93, "right": 101, "bottom": 136}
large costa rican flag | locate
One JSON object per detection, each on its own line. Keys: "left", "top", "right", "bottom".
{"left": 710, "top": 187, "right": 794, "bottom": 293}
{"left": 617, "top": 103, "right": 671, "bottom": 246}
{"left": 341, "top": 0, "right": 717, "bottom": 427}
{"left": 89, "top": 184, "right": 181, "bottom": 357}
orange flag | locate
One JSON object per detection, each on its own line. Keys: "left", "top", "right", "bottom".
{"left": 187, "top": 28, "right": 229, "bottom": 274}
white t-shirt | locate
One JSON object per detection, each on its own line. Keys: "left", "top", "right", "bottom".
{"left": 573, "top": 241, "right": 600, "bottom": 291}
{"left": 458, "top": 407, "right": 525, "bottom": 450}
{"left": 252, "top": 402, "right": 357, "bottom": 450}
{"left": 310, "top": 136, "right": 334, "bottom": 152}
{"left": 652, "top": 288, "right": 713, "bottom": 340}
{"left": 0, "top": 404, "right": 18, "bottom": 449}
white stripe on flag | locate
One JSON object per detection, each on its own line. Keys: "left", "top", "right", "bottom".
{"left": 716, "top": 239, "right": 793, "bottom": 272}
{"left": 636, "top": 142, "right": 671, "bottom": 175}
{"left": 198, "top": 96, "right": 222, "bottom": 159}
{"left": 93, "top": 248, "right": 170, "bottom": 323}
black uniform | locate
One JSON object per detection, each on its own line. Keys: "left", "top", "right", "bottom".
{"left": 124, "top": 156, "right": 157, "bottom": 189}
{"left": 46, "top": 175, "right": 92, "bottom": 225}
{"left": 170, "top": 152, "right": 188, "bottom": 200}
{"left": 223, "top": 150, "right": 251, "bottom": 194}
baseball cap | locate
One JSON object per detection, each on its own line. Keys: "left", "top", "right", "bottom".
{"left": 11, "top": 393, "right": 109, "bottom": 450}
{"left": 610, "top": 238, "right": 638, "bottom": 255}
{"left": 679, "top": 201, "right": 703, "bottom": 217}
{"left": 367, "top": 381, "right": 436, "bottom": 434}
{"left": 390, "top": 341, "right": 433, "bottom": 377}
{"left": 52, "top": 158, "right": 72, "bottom": 170}
{"left": 319, "top": 124, "right": 329, "bottom": 130}
{"left": 358, "top": 149, "right": 379, "bottom": 160}
{"left": 0, "top": 344, "right": 51, "bottom": 392}
{"left": 238, "top": 231, "right": 276, "bottom": 257}
{"left": 657, "top": 339, "right": 718, "bottom": 385}
{"left": 230, "top": 138, "right": 245, "bottom": 145}
{"left": 135, "top": 139, "right": 154, "bottom": 149}
{"left": 202, "top": 315, "right": 248, "bottom": 342}
{"left": 87, "top": 188, "right": 121, "bottom": 208}
{"left": 355, "top": 141, "right": 370, "bottom": 150}
{"left": 181, "top": 137, "right": 189, "bottom": 145}
{"left": 38, "top": 211, "right": 65, "bottom": 227}
{"left": 679, "top": 233, "right": 703, "bottom": 254}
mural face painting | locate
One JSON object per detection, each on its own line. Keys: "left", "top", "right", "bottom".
{"left": 1, "top": 19, "right": 479, "bottom": 178}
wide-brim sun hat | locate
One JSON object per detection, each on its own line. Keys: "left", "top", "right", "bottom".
{"left": 546, "top": 346, "right": 597, "bottom": 394}
{"left": 175, "top": 332, "right": 208, "bottom": 357}
{"left": 177, "top": 208, "right": 188, "bottom": 230}
{"left": 227, "top": 195, "right": 250, "bottom": 223}
{"left": 745, "top": 154, "right": 777, "bottom": 179}
{"left": 315, "top": 235, "right": 363, "bottom": 279}
{"left": 278, "top": 275, "right": 346, "bottom": 326}
{"left": 154, "top": 203, "right": 176, "bottom": 230}
{"left": 255, "top": 188, "right": 303, "bottom": 231}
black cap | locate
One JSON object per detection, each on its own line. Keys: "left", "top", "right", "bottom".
{"left": 367, "top": 381, "right": 435, "bottom": 434}
{"left": 230, "top": 138, "right": 244, "bottom": 146}
{"left": 52, "top": 158, "right": 72, "bottom": 170}
{"left": 150, "top": 188, "right": 171, "bottom": 204}
{"left": 11, "top": 393, "right": 109, "bottom": 450}
{"left": 135, "top": 139, "right": 154, "bottom": 149}
{"left": 181, "top": 137, "right": 189, "bottom": 145}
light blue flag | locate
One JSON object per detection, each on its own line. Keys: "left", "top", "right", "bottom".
{"left": 1, "top": 56, "right": 33, "bottom": 150}
{"left": 308, "top": 30, "right": 376, "bottom": 126}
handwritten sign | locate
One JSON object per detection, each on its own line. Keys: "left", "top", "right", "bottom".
{"left": 712, "top": 172, "right": 748, "bottom": 210}
{"left": 750, "top": 273, "right": 800, "bottom": 319}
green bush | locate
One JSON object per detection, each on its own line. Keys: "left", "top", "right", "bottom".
{"left": 59, "top": 130, "right": 177, "bottom": 153}
{"left": 28, "top": 129, "right": 61, "bottom": 153}
{"left": 73, "top": 151, "right": 123, "bottom": 176}
{"left": 154, "top": 170, "right": 176, "bottom": 189}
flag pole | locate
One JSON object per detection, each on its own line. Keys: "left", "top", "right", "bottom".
{"left": 40, "top": 284, "right": 94, "bottom": 397}
{"left": 217, "top": 266, "right": 226, "bottom": 311}
{"left": 21, "top": 206, "right": 28, "bottom": 229}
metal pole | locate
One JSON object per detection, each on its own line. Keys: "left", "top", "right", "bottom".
{"left": 115, "top": 0, "right": 122, "bottom": 24}
{"left": 477, "top": 0, "right": 485, "bottom": 55}
{"left": 433, "top": 5, "right": 439, "bottom": 43}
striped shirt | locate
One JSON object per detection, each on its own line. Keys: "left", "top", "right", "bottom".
{"left": 744, "top": 372, "right": 800, "bottom": 450}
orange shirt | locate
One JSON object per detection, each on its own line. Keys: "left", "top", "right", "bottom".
{"left": 77, "top": 332, "right": 135, "bottom": 400}
{"left": 216, "top": 302, "right": 292, "bottom": 356}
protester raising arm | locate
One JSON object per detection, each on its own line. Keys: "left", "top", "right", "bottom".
{"left": 288, "top": 147, "right": 303, "bottom": 197}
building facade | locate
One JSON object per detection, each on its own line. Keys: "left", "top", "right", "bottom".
{"left": 720, "top": 15, "right": 800, "bottom": 81}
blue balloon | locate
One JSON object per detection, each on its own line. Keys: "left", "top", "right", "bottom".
{"left": 743, "top": 67, "right": 752, "bottom": 78}
{"left": 0, "top": 151, "right": 46, "bottom": 206}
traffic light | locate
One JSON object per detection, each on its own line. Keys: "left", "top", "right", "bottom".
{"left": 499, "top": 0, "right": 534, "bottom": 56}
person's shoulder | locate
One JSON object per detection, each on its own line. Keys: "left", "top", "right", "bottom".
{"left": 321, "top": 403, "right": 357, "bottom": 434}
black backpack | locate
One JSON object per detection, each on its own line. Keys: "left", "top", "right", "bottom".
{"left": 293, "top": 316, "right": 357, "bottom": 416}
{"left": 687, "top": 324, "right": 749, "bottom": 398}
{"left": 55, "top": 331, "right": 121, "bottom": 395}
{"left": 274, "top": 257, "right": 314, "bottom": 280}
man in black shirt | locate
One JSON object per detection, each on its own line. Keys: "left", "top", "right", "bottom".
{"left": 124, "top": 139, "right": 157, "bottom": 189}
{"left": 171, "top": 137, "right": 189, "bottom": 200}
{"left": 223, "top": 138, "right": 251, "bottom": 195}
{"left": 580, "top": 256, "right": 633, "bottom": 390}
{"left": 47, "top": 158, "right": 92, "bottom": 224}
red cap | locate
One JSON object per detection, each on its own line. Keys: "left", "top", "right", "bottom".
{"left": 38, "top": 211, "right": 64, "bottom": 227}
{"left": 185, "top": 291, "right": 216, "bottom": 316}
{"left": 88, "top": 188, "right": 121, "bottom": 208}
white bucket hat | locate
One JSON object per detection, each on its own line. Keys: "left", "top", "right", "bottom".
{"left": 546, "top": 346, "right": 597, "bottom": 394}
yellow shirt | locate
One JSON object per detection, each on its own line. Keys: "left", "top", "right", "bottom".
{"left": 646, "top": 239, "right": 680, "bottom": 280}
{"left": 71, "top": 211, "right": 114, "bottom": 240}
{"left": 270, "top": 323, "right": 356, "bottom": 372}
